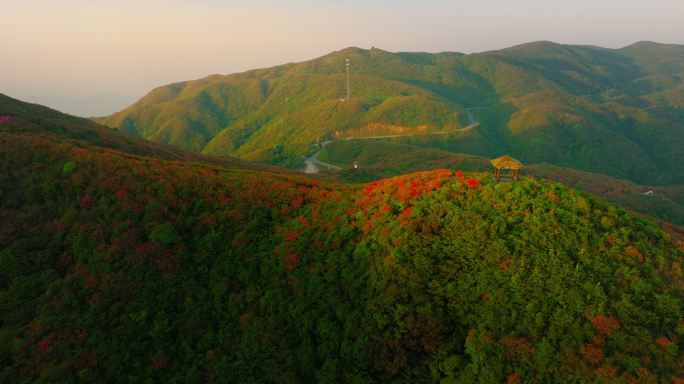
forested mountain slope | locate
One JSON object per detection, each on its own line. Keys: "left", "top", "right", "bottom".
{"left": 98, "top": 42, "right": 684, "bottom": 185}
{"left": 0, "top": 93, "right": 279, "bottom": 173}
{"left": 2, "top": 92, "right": 684, "bottom": 383}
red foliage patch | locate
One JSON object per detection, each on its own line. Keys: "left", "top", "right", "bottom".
{"left": 203, "top": 214, "right": 217, "bottom": 226}
{"left": 591, "top": 315, "right": 621, "bottom": 337}
{"left": 72, "top": 147, "right": 87, "bottom": 157}
{"left": 284, "top": 253, "right": 301, "bottom": 271}
{"left": 381, "top": 204, "right": 393, "bottom": 213}
{"left": 579, "top": 343, "right": 604, "bottom": 365}
{"left": 290, "top": 195, "right": 305, "bottom": 208}
{"left": 85, "top": 274, "right": 96, "bottom": 289}
{"left": 506, "top": 373, "right": 521, "bottom": 383}
{"left": 362, "top": 220, "right": 373, "bottom": 233}
{"left": 356, "top": 170, "right": 455, "bottom": 208}
{"left": 401, "top": 207, "right": 413, "bottom": 216}
{"left": 38, "top": 338, "right": 50, "bottom": 352}
{"left": 115, "top": 188, "right": 129, "bottom": 200}
{"left": 656, "top": 337, "right": 671, "bottom": 349}
{"left": 284, "top": 229, "right": 301, "bottom": 243}
{"left": 625, "top": 246, "right": 644, "bottom": 262}
{"left": 591, "top": 335, "right": 604, "bottom": 346}
{"left": 79, "top": 195, "right": 94, "bottom": 209}
{"left": 466, "top": 179, "right": 479, "bottom": 188}
{"left": 481, "top": 293, "right": 490, "bottom": 301}
{"left": 297, "top": 215, "right": 311, "bottom": 228}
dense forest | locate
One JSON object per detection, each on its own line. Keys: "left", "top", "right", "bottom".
{"left": 2, "top": 96, "right": 684, "bottom": 382}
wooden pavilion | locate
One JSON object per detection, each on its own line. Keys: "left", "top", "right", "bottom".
{"left": 491, "top": 155, "right": 523, "bottom": 182}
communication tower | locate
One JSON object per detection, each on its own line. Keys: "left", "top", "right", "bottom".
{"left": 346, "top": 58, "right": 351, "bottom": 101}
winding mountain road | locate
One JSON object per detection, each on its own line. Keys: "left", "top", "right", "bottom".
{"left": 303, "top": 140, "right": 340, "bottom": 174}
{"left": 461, "top": 107, "right": 480, "bottom": 132}
{"left": 302, "top": 107, "right": 480, "bottom": 174}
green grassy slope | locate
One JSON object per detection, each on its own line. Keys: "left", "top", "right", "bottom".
{"left": 317, "top": 140, "right": 490, "bottom": 180}
{"left": 98, "top": 42, "right": 684, "bottom": 186}
{"left": 526, "top": 163, "right": 684, "bottom": 226}
{"left": 2, "top": 100, "right": 684, "bottom": 382}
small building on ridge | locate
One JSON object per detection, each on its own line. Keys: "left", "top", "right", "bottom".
{"left": 491, "top": 155, "right": 523, "bottom": 182}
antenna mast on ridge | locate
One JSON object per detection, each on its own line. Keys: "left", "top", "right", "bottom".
{"left": 346, "top": 58, "right": 351, "bottom": 101}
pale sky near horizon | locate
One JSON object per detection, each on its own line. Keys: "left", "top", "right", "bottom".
{"left": 2, "top": 0, "right": 683, "bottom": 116}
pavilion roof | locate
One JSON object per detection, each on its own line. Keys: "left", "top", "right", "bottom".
{"left": 491, "top": 155, "right": 523, "bottom": 170}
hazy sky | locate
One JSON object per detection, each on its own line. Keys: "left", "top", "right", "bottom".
{"left": 2, "top": 0, "right": 683, "bottom": 116}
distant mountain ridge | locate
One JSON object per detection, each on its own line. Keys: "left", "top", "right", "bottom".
{"left": 97, "top": 41, "right": 684, "bottom": 185}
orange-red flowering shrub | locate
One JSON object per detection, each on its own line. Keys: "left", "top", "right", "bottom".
{"left": 592, "top": 315, "right": 620, "bottom": 337}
